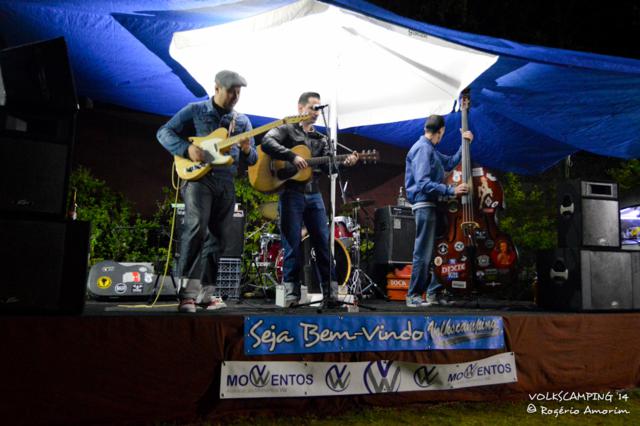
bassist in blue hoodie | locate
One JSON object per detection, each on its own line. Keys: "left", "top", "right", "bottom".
{"left": 404, "top": 114, "right": 472, "bottom": 307}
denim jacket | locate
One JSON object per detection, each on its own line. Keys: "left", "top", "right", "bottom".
{"left": 405, "top": 136, "right": 462, "bottom": 206}
{"left": 156, "top": 98, "right": 257, "bottom": 180}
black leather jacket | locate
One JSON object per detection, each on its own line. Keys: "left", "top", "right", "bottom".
{"left": 261, "top": 123, "right": 337, "bottom": 193}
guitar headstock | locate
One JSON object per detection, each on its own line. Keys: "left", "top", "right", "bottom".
{"left": 358, "top": 149, "right": 379, "bottom": 165}
{"left": 283, "top": 114, "right": 312, "bottom": 125}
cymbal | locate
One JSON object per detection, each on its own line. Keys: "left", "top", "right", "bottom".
{"left": 342, "top": 199, "right": 375, "bottom": 210}
{"left": 259, "top": 202, "right": 279, "bottom": 221}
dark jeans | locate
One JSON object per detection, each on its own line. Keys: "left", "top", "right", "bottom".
{"left": 177, "top": 175, "right": 235, "bottom": 299}
{"left": 408, "top": 207, "right": 442, "bottom": 298}
{"left": 279, "top": 190, "right": 336, "bottom": 295}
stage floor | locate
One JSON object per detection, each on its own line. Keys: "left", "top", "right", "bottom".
{"left": 83, "top": 296, "right": 559, "bottom": 317}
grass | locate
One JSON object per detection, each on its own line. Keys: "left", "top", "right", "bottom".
{"left": 172, "top": 389, "right": 640, "bottom": 426}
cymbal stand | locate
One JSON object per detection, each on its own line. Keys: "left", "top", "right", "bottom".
{"left": 348, "top": 204, "right": 388, "bottom": 300}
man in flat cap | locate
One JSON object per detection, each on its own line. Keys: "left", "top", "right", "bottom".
{"left": 157, "top": 70, "right": 257, "bottom": 312}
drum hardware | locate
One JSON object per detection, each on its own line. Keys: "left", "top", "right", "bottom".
{"left": 240, "top": 222, "right": 280, "bottom": 300}
{"left": 345, "top": 199, "right": 388, "bottom": 300}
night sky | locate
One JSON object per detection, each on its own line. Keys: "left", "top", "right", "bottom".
{"left": 367, "top": 0, "right": 640, "bottom": 60}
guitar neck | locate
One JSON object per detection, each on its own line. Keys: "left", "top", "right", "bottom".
{"left": 306, "top": 154, "right": 352, "bottom": 167}
{"left": 217, "top": 119, "right": 287, "bottom": 150}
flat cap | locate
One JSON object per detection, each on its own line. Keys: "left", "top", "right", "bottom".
{"left": 215, "top": 70, "right": 247, "bottom": 88}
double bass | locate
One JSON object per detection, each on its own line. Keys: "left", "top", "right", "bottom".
{"left": 433, "top": 89, "right": 518, "bottom": 294}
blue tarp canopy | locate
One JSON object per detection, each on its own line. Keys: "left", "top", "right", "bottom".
{"left": 1, "top": 0, "right": 638, "bottom": 174}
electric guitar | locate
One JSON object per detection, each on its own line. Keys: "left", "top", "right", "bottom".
{"left": 248, "top": 144, "right": 379, "bottom": 193}
{"left": 174, "top": 114, "right": 310, "bottom": 181}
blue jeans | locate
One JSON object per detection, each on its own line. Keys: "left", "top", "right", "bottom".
{"left": 279, "top": 191, "right": 336, "bottom": 293}
{"left": 408, "top": 207, "right": 442, "bottom": 298}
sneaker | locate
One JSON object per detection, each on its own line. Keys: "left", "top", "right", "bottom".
{"left": 406, "top": 295, "right": 427, "bottom": 307}
{"left": 178, "top": 298, "right": 197, "bottom": 313}
{"left": 425, "top": 293, "right": 454, "bottom": 306}
{"left": 205, "top": 296, "right": 227, "bottom": 310}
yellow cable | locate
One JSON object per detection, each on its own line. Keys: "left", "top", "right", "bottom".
{"left": 117, "top": 163, "right": 181, "bottom": 309}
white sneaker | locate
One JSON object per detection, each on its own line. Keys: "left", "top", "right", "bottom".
{"left": 205, "top": 296, "right": 227, "bottom": 310}
{"left": 406, "top": 295, "right": 427, "bottom": 307}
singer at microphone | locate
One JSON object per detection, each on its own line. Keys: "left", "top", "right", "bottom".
{"left": 311, "top": 103, "right": 329, "bottom": 111}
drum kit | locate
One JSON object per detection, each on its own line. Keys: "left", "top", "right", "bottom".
{"left": 249, "top": 198, "right": 384, "bottom": 299}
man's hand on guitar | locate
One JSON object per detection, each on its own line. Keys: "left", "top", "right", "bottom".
{"left": 454, "top": 183, "right": 469, "bottom": 196}
{"left": 188, "top": 144, "right": 206, "bottom": 162}
{"left": 239, "top": 138, "right": 251, "bottom": 154}
{"left": 292, "top": 155, "right": 308, "bottom": 170}
{"left": 344, "top": 152, "right": 359, "bottom": 167}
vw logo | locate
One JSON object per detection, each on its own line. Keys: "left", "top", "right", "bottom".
{"left": 413, "top": 366, "right": 438, "bottom": 388}
{"left": 325, "top": 365, "right": 351, "bottom": 393}
{"left": 363, "top": 361, "right": 401, "bottom": 394}
{"left": 249, "top": 365, "right": 270, "bottom": 388}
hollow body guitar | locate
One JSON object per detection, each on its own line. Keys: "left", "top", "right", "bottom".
{"left": 249, "top": 145, "right": 379, "bottom": 193}
{"left": 174, "top": 114, "right": 309, "bottom": 181}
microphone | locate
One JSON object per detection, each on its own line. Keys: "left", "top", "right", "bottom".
{"left": 311, "top": 104, "right": 329, "bottom": 111}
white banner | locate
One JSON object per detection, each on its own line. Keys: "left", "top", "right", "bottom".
{"left": 220, "top": 352, "right": 517, "bottom": 399}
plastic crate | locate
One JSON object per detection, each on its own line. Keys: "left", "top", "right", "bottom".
{"left": 213, "top": 258, "right": 242, "bottom": 300}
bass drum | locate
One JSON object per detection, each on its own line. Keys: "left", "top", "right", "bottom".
{"left": 275, "top": 236, "right": 351, "bottom": 290}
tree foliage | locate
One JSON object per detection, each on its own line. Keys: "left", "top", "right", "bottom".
{"left": 69, "top": 166, "right": 277, "bottom": 266}
{"left": 499, "top": 173, "right": 557, "bottom": 264}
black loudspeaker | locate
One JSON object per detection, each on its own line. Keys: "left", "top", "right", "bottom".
{"left": 373, "top": 206, "right": 415, "bottom": 264}
{"left": 0, "top": 136, "right": 72, "bottom": 217}
{"left": 0, "top": 219, "right": 90, "bottom": 314}
{"left": 558, "top": 180, "right": 620, "bottom": 248}
{"left": 221, "top": 209, "right": 246, "bottom": 257}
{"left": 173, "top": 204, "right": 246, "bottom": 260}
{"left": 536, "top": 248, "right": 640, "bottom": 311}
{"left": 0, "top": 38, "right": 78, "bottom": 218}
{"left": 0, "top": 37, "right": 78, "bottom": 111}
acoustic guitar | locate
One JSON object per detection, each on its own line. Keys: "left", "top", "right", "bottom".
{"left": 174, "top": 114, "right": 310, "bottom": 181}
{"left": 249, "top": 144, "right": 379, "bottom": 193}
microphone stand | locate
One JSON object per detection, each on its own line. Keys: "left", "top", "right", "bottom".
{"left": 291, "top": 105, "right": 374, "bottom": 312}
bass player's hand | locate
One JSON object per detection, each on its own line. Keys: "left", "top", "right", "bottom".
{"left": 454, "top": 183, "right": 469, "bottom": 196}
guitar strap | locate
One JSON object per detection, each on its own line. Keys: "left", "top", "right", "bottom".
{"left": 228, "top": 112, "right": 237, "bottom": 136}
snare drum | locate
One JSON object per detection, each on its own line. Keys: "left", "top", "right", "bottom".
{"left": 333, "top": 216, "right": 359, "bottom": 249}
{"left": 257, "top": 233, "right": 281, "bottom": 268}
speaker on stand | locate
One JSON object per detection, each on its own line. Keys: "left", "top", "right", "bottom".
{"left": 557, "top": 180, "right": 620, "bottom": 248}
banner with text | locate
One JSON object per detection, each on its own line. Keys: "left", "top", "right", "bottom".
{"left": 221, "top": 352, "right": 517, "bottom": 399}
{"left": 244, "top": 315, "right": 504, "bottom": 355}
